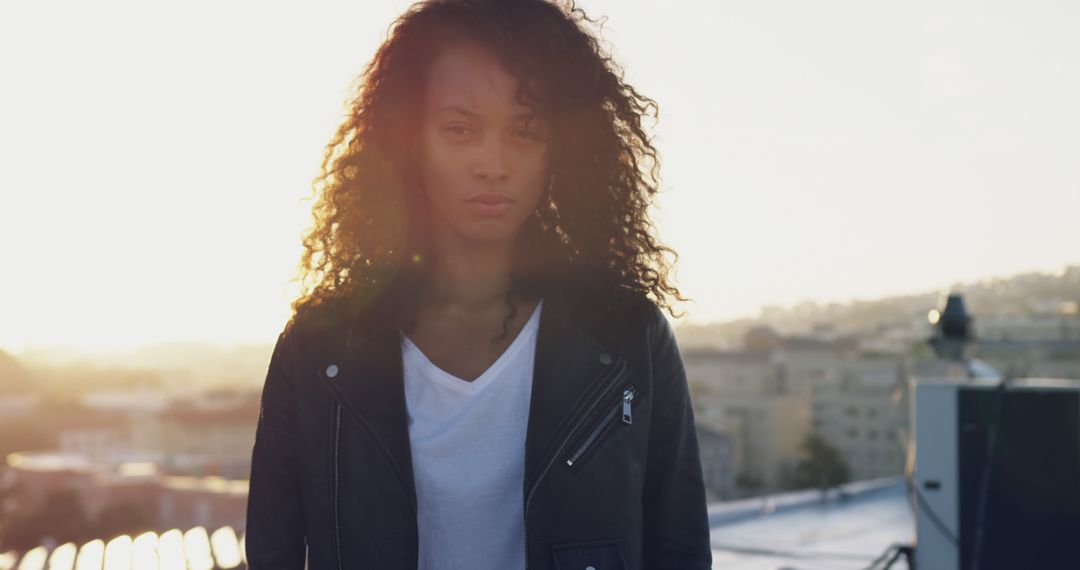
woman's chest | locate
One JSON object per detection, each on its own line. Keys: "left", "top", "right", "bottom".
{"left": 405, "top": 299, "right": 542, "bottom": 382}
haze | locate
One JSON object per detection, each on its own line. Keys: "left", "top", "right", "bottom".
{"left": 1, "top": 0, "right": 1077, "bottom": 353}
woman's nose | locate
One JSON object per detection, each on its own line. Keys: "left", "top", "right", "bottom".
{"left": 472, "top": 138, "right": 510, "bottom": 182}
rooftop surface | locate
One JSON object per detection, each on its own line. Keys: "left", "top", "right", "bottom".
{"left": 709, "top": 478, "right": 913, "bottom": 569}
{"left": 0, "top": 478, "right": 913, "bottom": 569}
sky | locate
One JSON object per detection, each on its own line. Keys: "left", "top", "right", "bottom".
{"left": 1, "top": 0, "right": 1078, "bottom": 353}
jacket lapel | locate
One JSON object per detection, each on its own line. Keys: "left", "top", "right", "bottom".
{"left": 523, "top": 296, "right": 625, "bottom": 488}
{"left": 311, "top": 288, "right": 628, "bottom": 511}
{"left": 314, "top": 317, "right": 417, "bottom": 511}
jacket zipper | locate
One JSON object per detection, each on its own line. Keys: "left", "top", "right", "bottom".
{"left": 321, "top": 373, "right": 418, "bottom": 515}
{"left": 523, "top": 359, "right": 627, "bottom": 570}
{"left": 565, "top": 384, "right": 637, "bottom": 468}
{"left": 333, "top": 402, "right": 343, "bottom": 570}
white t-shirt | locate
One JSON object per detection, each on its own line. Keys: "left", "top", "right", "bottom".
{"left": 401, "top": 298, "right": 543, "bottom": 570}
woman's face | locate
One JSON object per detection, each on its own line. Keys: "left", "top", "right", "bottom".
{"left": 417, "top": 41, "right": 550, "bottom": 245}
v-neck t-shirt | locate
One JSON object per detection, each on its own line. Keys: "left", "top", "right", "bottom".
{"left": 400, "top": 298, "right": 542, "bottom": 570}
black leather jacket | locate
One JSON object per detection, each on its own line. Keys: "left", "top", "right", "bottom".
{"left": 245, "top": 286, "right": 712, "bottom": 569}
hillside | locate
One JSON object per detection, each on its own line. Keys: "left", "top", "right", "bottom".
{"left": 676, "top": 264, "right": 1080, "bottom": 349}
{"left": 0, "top": 349, "right": 34, "bottom": 394}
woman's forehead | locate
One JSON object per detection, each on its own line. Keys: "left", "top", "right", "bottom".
{"left": 423, "top": 42, "right": 542, "bottom": 120}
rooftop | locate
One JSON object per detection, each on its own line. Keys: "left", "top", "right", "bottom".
{"left": 709, "top": 477, "right": 913, "bottom": 569}
{"left": 0, "top": 478, "right": 914, "bottom": 569}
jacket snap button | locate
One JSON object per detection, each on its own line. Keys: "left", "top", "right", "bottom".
{"left": 598, "top": 353, "right": 612, "bottom": 365}
{"left": 586, "top": 566, "right": 596, "bottom": 570}
{"left": 325, "top": 364, "right": 339, "bottom": 378}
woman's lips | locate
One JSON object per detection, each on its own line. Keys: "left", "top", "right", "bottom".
{"left": 465, "top": 200, "right": 513, "bottom": 216}
{"left": 465, "top": 193, "right": 514, "bottom": 216}
{"left": 466, "top": 192, "right": 513, "bottom": 204}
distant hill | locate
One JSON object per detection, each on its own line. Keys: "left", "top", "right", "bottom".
{"left": 0, "top": 349, "right": 34, "bottom": 394}
{"left": 676, "top": 264, "right": 1080, "bottom": 349}
{"left": 11, "top": 340, "right": 275, "bottom": 395}
{"left": 6, "top": 265, "right": 1078, "bottom": 389}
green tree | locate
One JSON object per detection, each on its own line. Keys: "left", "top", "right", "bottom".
{"left": 791, "top": 432, "right": 850, "bottom": 491}
{"left": 0, "top": 487, "right": 93, "bottom": 549}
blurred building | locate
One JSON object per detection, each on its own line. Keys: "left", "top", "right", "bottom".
{"left": 4, "top": 450, "right": 248, "bottom": 533}
{"left": 974, "top": 309, "right": 1080, "bottom": 342}
{"left": 686, "top": 327, "right": 908, "bottom": 494}
{"left": 973, "top": 338, "right": 1080, "bottom": 379}
{"left": 1, "top": 388, "right": 260, "bottom": 551}
{"left": 810, "top": 355, "right": 908, "bottom": 481}
{"left": 137, "top": 394, "right": 260, "bottom": 479}
{"left": 696, "top": 423, "right": 737, "bottom": 501}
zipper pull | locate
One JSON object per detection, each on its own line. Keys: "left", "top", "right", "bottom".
{"left": 622, "top": 387, "right": 635, "bottom": 424}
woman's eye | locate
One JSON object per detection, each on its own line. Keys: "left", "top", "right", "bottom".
{"left": 444, "top": 125, "right": 471, "bottom": 136}
{"left": 515, "top": 129, "right": 544, "bottom": 141}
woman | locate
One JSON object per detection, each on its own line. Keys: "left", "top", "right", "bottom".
{"left": 245, "top": 0, "right": 711, "bottom": 568}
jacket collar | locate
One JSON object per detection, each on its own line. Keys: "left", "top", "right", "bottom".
{"left": 310, "top": 285, "right": 634, "bottom": 513}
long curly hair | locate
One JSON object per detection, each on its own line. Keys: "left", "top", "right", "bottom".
{"left": 289, "top": 0, "right": 690, "bottom": 343}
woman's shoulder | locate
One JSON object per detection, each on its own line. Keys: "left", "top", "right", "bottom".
{"left": 549, "top": 279, "right": 661, "bottom": 345}
{"left": 278, "top": 294, "right": 374, "bottom": 354}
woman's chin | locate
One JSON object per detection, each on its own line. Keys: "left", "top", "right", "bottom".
{"left": 452, "top": 220, "right": 524, "bottom": 245}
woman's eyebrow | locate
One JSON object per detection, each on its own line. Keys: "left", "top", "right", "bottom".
{"left": 439, "top": 104, "right": 479, "bottom": 117}
{"left": 438, "top": 103, "right": 543, "bottom": 122}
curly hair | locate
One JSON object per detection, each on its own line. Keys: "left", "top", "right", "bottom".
{"left": 289, "top": 0, "right": 690, "bottom": 343}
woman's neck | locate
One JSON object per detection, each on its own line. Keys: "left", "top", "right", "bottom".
{"left": 420, "top": 221, "right": 523, "bottom": 309}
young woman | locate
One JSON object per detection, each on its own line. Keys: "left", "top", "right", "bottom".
{"left": 245, "top": 1, "right": 711, "bottom": 568}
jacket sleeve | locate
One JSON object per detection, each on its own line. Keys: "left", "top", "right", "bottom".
{"left": 245, "top": 326, "right": 307, "bottom": 568}
{"left": 641, "top": 306, "right": 713, "bottom": 568}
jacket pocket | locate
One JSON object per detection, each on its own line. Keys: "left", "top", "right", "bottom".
{"left": 564, "top": 383, "right": 639, "bottom": 473}
{"left": 551, "top": 537, "right": 628, "bottom": 570}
